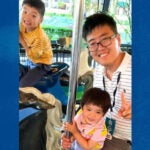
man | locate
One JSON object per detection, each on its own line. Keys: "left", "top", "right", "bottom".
{"left": 61, "top": 12, "right": 131, "bottom": 150}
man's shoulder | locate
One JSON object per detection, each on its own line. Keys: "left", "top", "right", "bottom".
{"left": 94, "top": 65, "right": 104, "bottom": 73}
{"left": 124, "top": 52, "right": 131, "bottom": 60}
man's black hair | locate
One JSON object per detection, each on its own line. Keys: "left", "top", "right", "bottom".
{"left": 83, "top": 12, "right": 118, "bottom": 40}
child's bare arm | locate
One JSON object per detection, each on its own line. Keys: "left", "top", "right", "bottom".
{"left": 65, "top": 121, "right": 99, "bottom": 150}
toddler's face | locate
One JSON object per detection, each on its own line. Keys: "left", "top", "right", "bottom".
{"left": 82, "top": 103, "right": 104, "bottom": 125}
{"left": 21, "top": 4, "right": 42, "bottom": 32}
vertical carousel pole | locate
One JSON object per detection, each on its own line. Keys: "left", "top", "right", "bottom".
{"left": 65, "top": 0, "right": 85, "bottom": 138}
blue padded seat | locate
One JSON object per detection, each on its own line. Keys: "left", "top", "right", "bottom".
{"left": 34, "top": 62, "right": 69, "bottom": 106}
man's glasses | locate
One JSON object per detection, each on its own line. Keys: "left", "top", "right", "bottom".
{"left": 87, "top": 34, "right": 116, "bottom": 52}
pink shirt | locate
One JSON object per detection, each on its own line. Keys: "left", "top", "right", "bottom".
{"left": 73, "top": 110, "right": 107, "bottom": 150}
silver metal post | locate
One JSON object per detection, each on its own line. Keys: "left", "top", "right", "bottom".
{"left": 65, "top": 0, "right": 85, "bottom": 138}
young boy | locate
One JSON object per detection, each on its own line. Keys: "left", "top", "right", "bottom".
{"left": 19, "top": 0, "right": 53, "bottom": 87}
{"left": 62, "top": 87, "right": 111, "bottom": 150}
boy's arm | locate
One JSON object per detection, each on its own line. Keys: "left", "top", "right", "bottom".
{"left": 19, "top": 31, "right": 30, "bottom": 52}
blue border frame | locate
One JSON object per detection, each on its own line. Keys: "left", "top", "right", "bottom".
{"left": 132, "top": 0, "right": 150, "bottom": 149}
{"left": 1, "top": 0, "right": 150, "bottom": 149}
{"left": 0, "top": 0, "right": 18, "bottom": 149}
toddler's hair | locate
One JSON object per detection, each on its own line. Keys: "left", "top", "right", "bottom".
{"left": 81, "top": 87, "right": 111, "bottom": 114}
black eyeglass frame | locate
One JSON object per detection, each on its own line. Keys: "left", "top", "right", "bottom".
{"left": 87, "top": 34, "right": 116, "bottom": 52}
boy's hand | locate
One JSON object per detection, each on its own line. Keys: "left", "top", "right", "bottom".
{"left": 19, "top": 32, "right": 24, "bottom": 45}
{"left": 118, "top": 91, "right": 131, "bottom": 120}
{"left": 19, "top": 32, "right": 29, "bottom": 52}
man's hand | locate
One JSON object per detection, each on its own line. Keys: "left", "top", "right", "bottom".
{"left": 118, "top": 91, "right": 131, "bottom": 119}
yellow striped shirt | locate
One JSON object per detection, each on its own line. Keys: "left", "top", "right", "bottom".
{"left": 20, "top": 23, "right": 53, "bottom": 65}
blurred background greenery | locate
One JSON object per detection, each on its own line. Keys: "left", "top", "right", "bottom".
{"left": 19, "top": 0, "right": 131, "bottom": 46}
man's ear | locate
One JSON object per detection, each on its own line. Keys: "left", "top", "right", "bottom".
{"left": 117, "top": 33, "right": 121, "bottom": 46}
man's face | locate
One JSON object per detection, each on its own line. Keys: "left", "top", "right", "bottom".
{"left": 86, "top": 25, "right": 121, "bottom": 67}
{"left": 21, "top": 4, "right": 42, "bottom": 32}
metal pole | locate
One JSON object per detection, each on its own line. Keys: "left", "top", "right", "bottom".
{"left": 65, "top": 0, "right": 85, "bottom": 138}
{"left": 97, "top": 0, "right": 100, "bottom": 12}
{"left": 102, "top": 0, "right": 110, "bottom": 12}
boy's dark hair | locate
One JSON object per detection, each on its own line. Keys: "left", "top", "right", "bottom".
{"left": 83, "top": 12, "right": 118, "bottom": 40}
{"left": 81, "top": 87, "right": 111, "bottom": 114}
{"left": 22, "top": 0, "right": 45, "bottom": 17}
